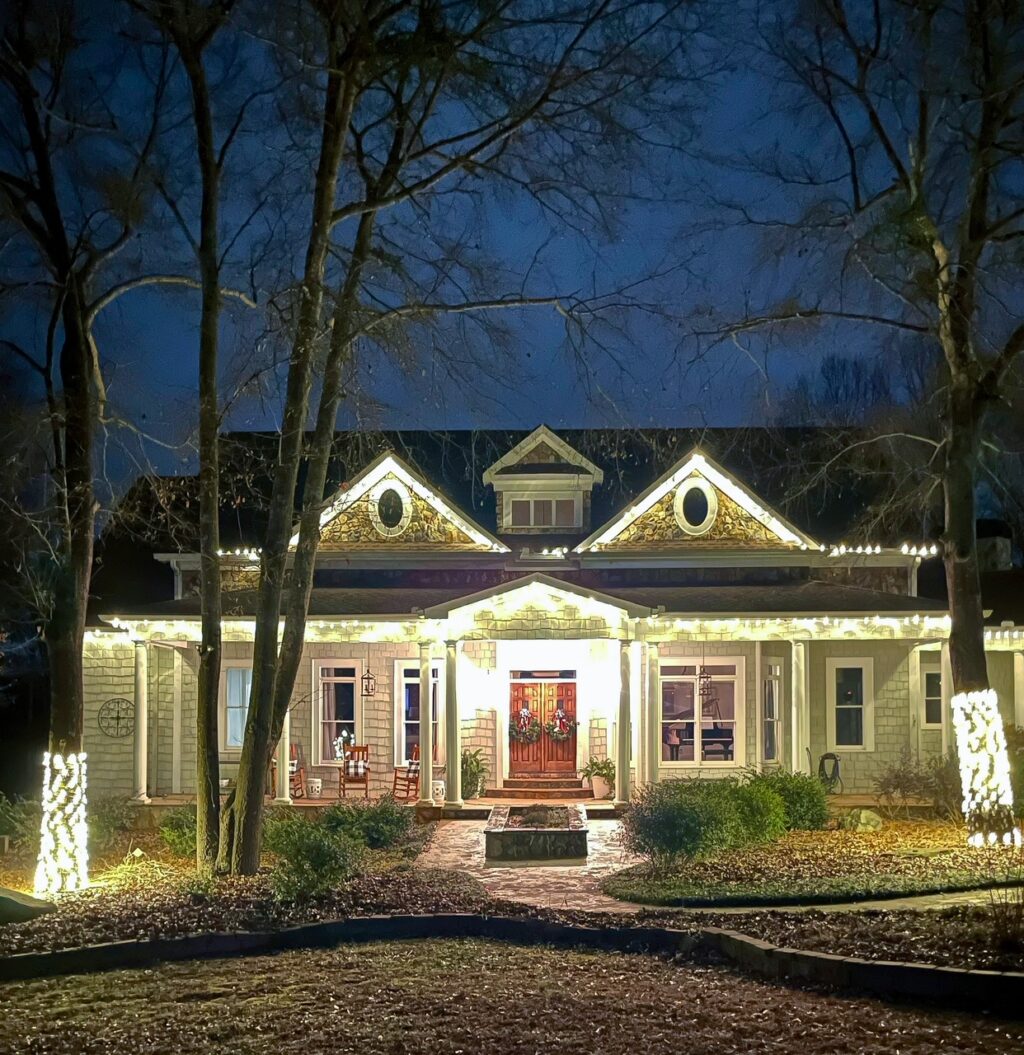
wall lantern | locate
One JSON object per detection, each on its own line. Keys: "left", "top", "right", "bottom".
{"left": 361, "top": 667, "right": 377, "bottom": 697}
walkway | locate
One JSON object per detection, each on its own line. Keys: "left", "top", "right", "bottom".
{"left": 417, "top": 819, "right": 1007, "bottom": 915}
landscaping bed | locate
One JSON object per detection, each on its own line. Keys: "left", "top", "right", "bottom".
{"left": 3, "top": 938, "right": 1022, "bottom": 1055}
{"left": 603, "top": 821, "right": 1023, "bottom": 906}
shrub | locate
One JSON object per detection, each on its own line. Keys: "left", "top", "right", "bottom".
{"left": 733, "top": 781, "right": 787, "bottom": 844}
{"left": 874, "top": 747, "right": 933, "bottom": 818}
{"left": 88, "top": 796, "right": 137, "bottom": 851}
{"left": 0, "top": 795, "right": 41, "bottom": 845}
{"left": 321, "top": 794, "right": 413, "bottom": 849}
{"left": 159, "top": 806, "right": 198, "bottom": 858}
{"left": 461, "top": 749, "right": 487, "bottom": 800}
{"left": 1005, "top": 725, "right": 1024, "bottom": 817}
{"left": 746, "top": 770, "right": 828, "bottom": 830}
{"left": 263, "top": 814, "right": 363, "bottom": 901}
{"left": 620, "top": 779, "right": 745, "bottom": 866}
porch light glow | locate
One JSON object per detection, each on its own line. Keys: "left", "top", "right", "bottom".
{"left": 950, "top": 690, "right": 1021, "bottom": 848}
{"left": 34, "top": 751, "right": 89, "bottom": 898}
{"left": 361, "top": 666, "right": 377, "bottom": 697}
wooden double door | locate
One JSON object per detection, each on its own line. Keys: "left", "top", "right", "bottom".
{"left": 509, "top": 680, "right": 577, "bottom": 775}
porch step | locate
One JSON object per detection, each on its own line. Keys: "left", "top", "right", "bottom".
{"left": 482, "top": 786, "right": 595, "bottom": 800}
{"left": 503, "top": 777, "right": 586, "bottom": 790}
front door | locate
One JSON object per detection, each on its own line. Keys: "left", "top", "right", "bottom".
{"left": 509, "top": 677, "right": 577, "bottom": 776}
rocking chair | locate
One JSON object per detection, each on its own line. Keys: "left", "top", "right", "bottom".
{"left": 338, "top": 744, "right": 371, "bottom": 798}
{"left": 392, "top": 745, "right": 420, "bottom": 801}
{"left": 289, "top": 742, "right": 307, "bottom": 799}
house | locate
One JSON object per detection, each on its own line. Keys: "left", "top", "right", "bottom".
{"left": 82, "top": 426, "right": 1024, "bottom": 806}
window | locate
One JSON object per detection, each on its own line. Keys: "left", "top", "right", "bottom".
{"left": 922, "top": 664, "right": 943, "bottom": 727}
{"left": 826, "top": 658, "right": 874, "bottom": 751}
{"left": 660, "top": 660, "right": 742, "bottom": 765}
{"left": 221, "top": 664, "right": 252, "bottom": 751}
{"left": 762, "top": 662, "right": 781, "bottom": 763}
{"left": 504, "top": 493, "right": 580, "bottom": 529}
{"left": 395, "top": 662, "right": 441, "bottom": 765}
{"left": 313, "top": 662, "right": 359, "bottom": 765}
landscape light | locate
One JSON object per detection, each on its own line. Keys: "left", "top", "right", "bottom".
{"left": 951, "top": 690, "right": 1021, "bottom": 848}
{"left": 34, "top": 751, "right": 90, "bottom": 897}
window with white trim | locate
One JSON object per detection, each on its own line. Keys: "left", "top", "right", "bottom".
{"left": 313, "top": 661, "right": 359, "bottom": 765}
{"left": 660, "top": 660, "right": 742, "bottom": 765}
{"left": 395, "top": 662, "right": 440, "bottom": 765}
{"left": 762, "top": 662, "right": 782, "bottom": 763}
{"left": 826, "top": 657, "right": 874, "bottom": 751}
{"left": 220, "top": 662, "right": 252, "bottom": 752}
{"left": 506, "top": 493, "right": 580, "bottom": 529}
{"left": 921, "top": 662, "right": 943, "bottom": 727}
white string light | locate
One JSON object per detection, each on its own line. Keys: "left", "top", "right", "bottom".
{"left": 34, "top": 751, "right": 89, "bottom": 897}
{"left": 951, "top": 690, "right": 1021, "bottom": 848}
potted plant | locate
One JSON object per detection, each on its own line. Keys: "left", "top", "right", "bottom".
{"left": 581, "top": 757, "right": 615, "bottom": 800}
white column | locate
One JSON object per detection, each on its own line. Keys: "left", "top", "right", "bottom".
{"left": 1014, "top": 652, "right": 1024, "bottom": 729}
{"left": 940, "top": 640, "right": 953, "bottom": 755}
{"left": 275, "top": 706, "right": 292, "bottom": 803}
{"left": 790, "top": 640, "right": 807, "bottom": 773}
{"left": 614, "top": 640, "right": 632, "bottom": 806}
{"left": 754, "top": 641, "right": 764, "bottom": 770}
{"left": 171, "top": 649, "right": 183, "bottom": 795}
{"left": 416, "top": 642, "right": 434, "bottom": 807}
{"left": 646, "top": 641, "right": 660, "bottom": 784}
{"left": 444, "top": 640, "right": 462, "bottom": 808}
{"left": 908, "top": 645, "right": 923, "bottom": 757}
{"left": 132, "top": 642, "right": 150, "bottom": 802}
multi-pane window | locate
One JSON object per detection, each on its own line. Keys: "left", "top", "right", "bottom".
{"left": 397, "top": 664, "right": 440, "bottom": 765}
{"left": 762, "top": 663, "right": 781, "bottom": 763}
{"left": 660, "top": 662, "right": 740, "bottom": 764}
{"left": 507, "top": 494, "right": 579, "bottom": 529}
{"left": 315, "top": 663, "right": 358, "bottom": 764}
{"left": 222, "top": 665, "right": 252, "bottom": 750}
{"left": 922, "top": 666, "right": 943, "bottom": 727}
{"left": 827, "top": 658, "right": 874, "bottom": 751}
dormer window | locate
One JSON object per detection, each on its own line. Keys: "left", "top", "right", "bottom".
{"left": 484, "top": 426, "right": 603, "bottom": 535}
{"left": 508, "top": 494, "right": 580, "bottom": 530}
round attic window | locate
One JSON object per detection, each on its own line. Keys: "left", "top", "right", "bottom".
{"left": 368, "top": 478, "right": 412, "bottom": 538}
{"left": 673, "top": 475, "right": 718, "bottom": 537}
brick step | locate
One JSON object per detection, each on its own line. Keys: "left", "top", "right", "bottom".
{"left": 482, "top": 786, "right": 594, "bottom": 800}
{"left": 503, "top": 777, "right": 585, "bottom": 790}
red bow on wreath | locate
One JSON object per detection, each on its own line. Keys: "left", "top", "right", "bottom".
{"left": 517, "top": 706, "right": 534, "bottom": 731}
{"left": 551, "top": 707, "right": 571, "bottom": 736}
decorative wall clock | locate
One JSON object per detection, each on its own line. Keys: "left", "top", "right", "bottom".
{"left": 97, "top": 697, "right": 135, "bottom": 738}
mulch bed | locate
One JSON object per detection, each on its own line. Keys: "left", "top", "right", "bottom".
{"left": 4, "top": 938, "right": 1023, "bottom": 1055}
{"left": 603, "top": 821, "right": 1023, "bottom": 905}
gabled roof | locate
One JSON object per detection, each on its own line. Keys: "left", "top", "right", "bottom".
{"left": 482, "top": 425, "right": 604, "bottom": 485}
{"left": 295, "top": 450, "right": 509, "bottom": 552}
{"left": 420, "top": 572, "right": 649, "bottom": 619}
{"left": 575, "top": 448, "right": 819, "bottom": 553}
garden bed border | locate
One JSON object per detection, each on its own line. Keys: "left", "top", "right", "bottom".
{"left": 2, "top": 913, "right": 1024, "bottom": 1015}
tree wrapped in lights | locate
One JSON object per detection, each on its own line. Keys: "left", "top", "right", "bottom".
{"left": 951, "top": 691, "right": 1021, "bottom": 848}
{"left": 34, "top": 752, "right": 89, "bottom": 897}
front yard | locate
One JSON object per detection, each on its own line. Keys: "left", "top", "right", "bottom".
{"left": 603, "top": 821, "right": 1023, "bottom": 906}
{"left": 3, "top": 938, "right": 1022, "bottom": 1055}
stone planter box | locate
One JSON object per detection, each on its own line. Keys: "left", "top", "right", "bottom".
{"left": 484, "top": 804, "right": 588, "bottom": 862}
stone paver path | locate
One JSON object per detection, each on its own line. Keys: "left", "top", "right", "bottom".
{"left": 418, "top": 819, "right": 640, "bottom": 913}
{"left": 418, "top": 818, "right": 1007, "bottom": 915}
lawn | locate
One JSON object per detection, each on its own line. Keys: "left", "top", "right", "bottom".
{"left": 603, "top": 821, "right": 1023, "bottom": 906}
{"left": 2, "top": 938, "right": 1022, "bottom": 1055}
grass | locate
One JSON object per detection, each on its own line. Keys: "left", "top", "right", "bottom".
{"left": 604, "top": 821, "right": 1024, "bottom": 906}
{"left": 2, "top": 938, "right": 1020, "bottom": 1055}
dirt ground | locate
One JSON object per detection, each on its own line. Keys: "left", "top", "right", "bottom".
{"left": 2, "top": 939, "right": 1022, "bottom": 1055}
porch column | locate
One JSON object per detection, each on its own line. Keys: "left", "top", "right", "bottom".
{"left": 171, "top": 648, "right": 183, "bottom": 795}
{"left": 275, "top": 706, "right": 292, "bottom": 803}
{"left": 614, "top": 640, "right": 632, "bottom": 806}
{"left": 645, "top": 642, "right": 660, "bottom": 784}
{"left": 940, "top": 640, "right": 953, "bottom": 755}
{"left": 132, "top": 642, "right": 150, "bottom": 802}
{"left": 789, "top": 640, "right": 807, "bottom": 773}
{"left": 1014, "top": 652, "right": 1024, "bottom": 729}
{"left": 444, "top": 640, "right": 462, "bottom": 808}
{"left": 416, "top": 642, "right": 434, "bottom": 807}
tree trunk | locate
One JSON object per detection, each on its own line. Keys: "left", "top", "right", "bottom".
{"left": 220, "top": 41, "right": 360, "bottom": 875}
{"left": 942, "top": 386, "right": 990, "bottom": 694}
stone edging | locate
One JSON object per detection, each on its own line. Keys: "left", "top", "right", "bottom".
{"left": 1, "top": 914, "right": 1021, "bottom": 1015}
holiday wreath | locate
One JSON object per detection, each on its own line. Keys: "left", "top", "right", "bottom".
{"left": 544, "top": 709, "right": 579, "bottom": 742}
{"left": 509, "top": 706, "right": 542, "bottom": 744}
